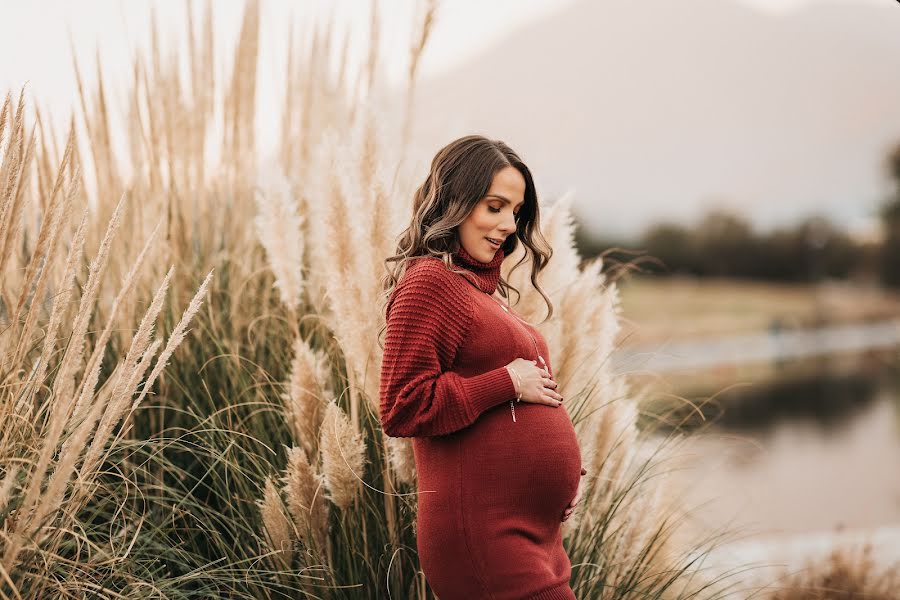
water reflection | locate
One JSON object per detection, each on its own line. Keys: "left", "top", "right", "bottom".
{"left": 641, "top": 351, "right": 898, "bottom": 434}
{"left": 661, "top": 356, "right": 900, "bottom": 539}
{"left": 690, "top": 361, "right": 886, "bottom": 432}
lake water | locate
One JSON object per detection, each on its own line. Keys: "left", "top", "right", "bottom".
{"left": 661, "top": 371, "right": 900, "bottom": 589}
{"left": 618, "top": 322, "right": 900, "bottom": 539}
{"left": 669, "top": 385, "right": 900, "bottom": 538}
{"left": 616, "top": 318, "right": 900, "bottom": 586}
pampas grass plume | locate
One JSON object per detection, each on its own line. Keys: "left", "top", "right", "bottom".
{"left": 254, "top": 164, "right": 305, "bottom": 311}
{"left": 282, "top": 336, "right": 331, "bottom": 462}
{"left": 281, "top": 445, "right": 329, "bottom": 555}
{"left": 257, "top": 475, "right": 294, "bottom": 570}
{"left": 319, "top": 400, "right": 367, "bottom": 511}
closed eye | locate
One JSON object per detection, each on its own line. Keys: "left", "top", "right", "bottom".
{"left": 489, "top": 207, "right": 520, "bottom": 219}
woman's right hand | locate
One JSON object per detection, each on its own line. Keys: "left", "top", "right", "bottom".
{"left": 505, "top": 358, "right": 563, "bottom": 407}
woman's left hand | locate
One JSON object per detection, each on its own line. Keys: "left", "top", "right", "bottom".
{"left": 562, "top": 467, "right": 587, "bottom": 522}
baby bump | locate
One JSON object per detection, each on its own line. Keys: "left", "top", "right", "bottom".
{"left": 453, "top": 402, "right": 581, "bottom": 594}
{"left": 458, "top": 401, "right": 582, "bottom": 520}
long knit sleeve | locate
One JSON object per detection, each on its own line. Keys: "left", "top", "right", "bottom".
{"left": 379, "top": 258, "right": 516, "bottom": 437}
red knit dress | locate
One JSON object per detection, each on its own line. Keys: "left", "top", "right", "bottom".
{"left": 380, "top": 245, "right": 582, "bottom": 600}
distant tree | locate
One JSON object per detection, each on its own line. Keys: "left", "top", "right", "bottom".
{"left": 641, "top": 222, "right": 695, "bottom": 274}
{"left": 570, "top": 212, "right": 641, "bottom": 276}
{"left": 694, "top": 209, "right": 757, "bottom": 277}
{"left": 879, "top": 142, "right": 900, "bottom": 287}
{"left": 758, "top": 227, "right": 805, "bottom": 280}
{"left": 589, "top": 206, "right": 866, "bottom": 282}
{"left": 796, "top": 216, "right": 860, "bottom": 281}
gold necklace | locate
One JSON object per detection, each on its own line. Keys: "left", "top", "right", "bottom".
{"left": 486, "top": 293, "right": 548, "bottom": 422}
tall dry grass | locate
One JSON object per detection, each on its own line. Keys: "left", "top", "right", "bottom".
{"left": 0, "top": 0, "right": 763, "bottom": 598}
{"left": 765, "top": 542, "right": 900, "bottom": 600}
{"left": 0, "top": 85, "right": 212, "bottom": 597}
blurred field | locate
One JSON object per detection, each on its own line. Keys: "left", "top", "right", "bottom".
{"left": 616, "top": 275, "right": 900, "bottom": 348}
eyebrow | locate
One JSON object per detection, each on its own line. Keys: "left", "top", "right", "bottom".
{"left": 486, "top": 194, "right": 525, "bottom": 209}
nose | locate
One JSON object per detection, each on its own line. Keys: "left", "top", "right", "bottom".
{"left": 499, "top": 214, "right": 517, "bottom": 235}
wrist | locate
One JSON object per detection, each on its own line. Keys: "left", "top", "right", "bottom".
{"left": 506, "top": 365, "right": 523, "bottom": 400}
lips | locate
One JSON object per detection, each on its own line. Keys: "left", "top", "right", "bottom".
{"left": 485, "top": 237, "right": 502, "bottom": 248}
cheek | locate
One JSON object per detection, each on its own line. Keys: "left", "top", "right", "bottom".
{"left": 461, "top": 206, "right": 495, "bottom": 237}
{"left": 473, "top": 206, "right": 497, "bottom": 228}
{"left": 459, "top": 217, "right": 481, "bottom": 241}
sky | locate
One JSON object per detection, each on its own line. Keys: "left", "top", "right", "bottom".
{"left": 0, "top": 1, "right": 570, "bottom": 170}
{"left": 3, "top": 0, "right": 884, "bottom": 135}
{"left": 0, "top": 1, "right": 569, "bottom": 117}
{"left": 0, "top": 0, "right": 888, "bottom": 237}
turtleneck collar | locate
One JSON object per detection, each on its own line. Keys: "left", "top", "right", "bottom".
{"left": 452, "top": 243, "right": 504, "bottom": 295}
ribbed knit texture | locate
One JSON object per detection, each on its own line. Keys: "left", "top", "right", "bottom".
{"left": 380, "top": 244, "right": 582, "bottom": 599}
{"left": 379, "top": 247, "right": 515, "bottom": 437}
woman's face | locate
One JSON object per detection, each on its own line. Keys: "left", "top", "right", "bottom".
{"left": 457, "top": 166, "right": 525, "bottom": 263}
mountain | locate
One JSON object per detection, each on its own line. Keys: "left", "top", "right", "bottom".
{"left": 389, "top": 0, "right": 900, "bottom": 238}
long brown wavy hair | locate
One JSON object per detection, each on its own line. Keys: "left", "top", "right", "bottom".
{"left": 377, "top": 135, "right": 554, "bottom": 351}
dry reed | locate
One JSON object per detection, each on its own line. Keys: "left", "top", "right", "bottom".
{"left": 253, "top": 166, "right": 306, "bottom": 311}
{"left": 281, "top": 335, "right": 331, "bottom": 463}
{"left": 257, "top": 475, "right": 295, "bottom": 570}
{"left": 282, "top": 445, "right": 329, "bottom": 556}
{"left": 319, "top": 401, "right": 367, "bottom": 512}
{"left": 767, "top": 542, "right": 900, "bottom": 600}
{"left": 0, "top": 89, "right": 212, "bottom": 591}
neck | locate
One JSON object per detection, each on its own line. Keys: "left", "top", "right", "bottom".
{"left": 452, "top": 244, "right": 504, "bottom": 295}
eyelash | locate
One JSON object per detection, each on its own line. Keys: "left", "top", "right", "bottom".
{"left": 489, "top": 207, "right": 520, "bottom": 218}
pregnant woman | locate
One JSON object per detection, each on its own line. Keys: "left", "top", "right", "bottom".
{"left": 379, "top": 135, "right": 586, "bottom": 599}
